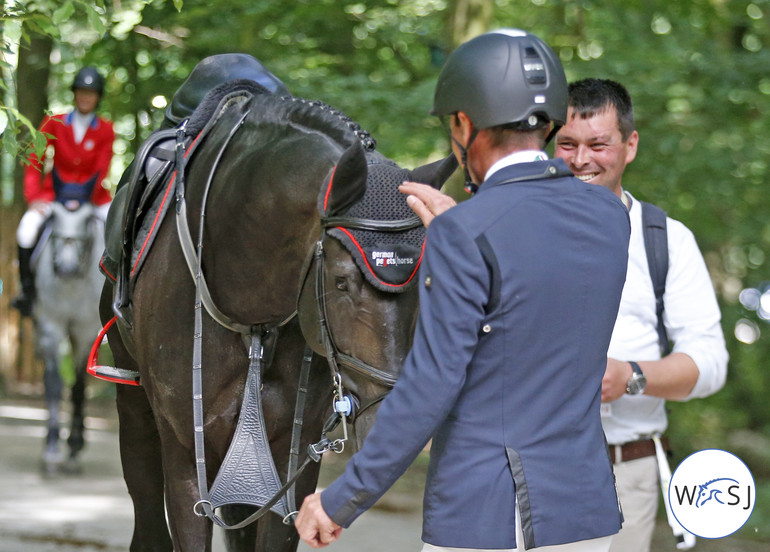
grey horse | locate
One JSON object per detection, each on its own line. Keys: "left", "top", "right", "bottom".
{"left": 32, "top": 200, "right": 104, "bottom": 473}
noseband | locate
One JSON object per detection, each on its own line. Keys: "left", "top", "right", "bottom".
{"left": 309, "top": 212, "right": 422, "bottom": 418}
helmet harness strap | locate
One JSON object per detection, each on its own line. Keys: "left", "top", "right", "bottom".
{"left": 544, "top": 122, "right": 562, "bottom": 147}
{"left": 451, "top": 128, "right": 479, "bottom": 195}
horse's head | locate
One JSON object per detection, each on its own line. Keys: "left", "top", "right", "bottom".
{"left": 298, "top": 145, "right": 457, "bottom": 447}
{"left": 49, "top": 201, "right": 97, "bottom": 278}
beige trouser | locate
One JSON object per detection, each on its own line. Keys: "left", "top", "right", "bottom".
{"left": 421, "top": 502, "right": 613, "bottom": 552}
{"left": 609, "top": 455, "right": 658, "bottom": 552}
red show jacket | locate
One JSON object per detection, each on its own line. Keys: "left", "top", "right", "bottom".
{"left": 23, "top": 111, "right": 115, "bottom": 205}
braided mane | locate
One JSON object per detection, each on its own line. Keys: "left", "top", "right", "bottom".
{"left": 263, "top": 95, "right": 377, "bottom": 152}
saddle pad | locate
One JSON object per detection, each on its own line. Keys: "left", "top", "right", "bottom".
{"left": 327, "top": 153, "right": 425, "bottom": 293}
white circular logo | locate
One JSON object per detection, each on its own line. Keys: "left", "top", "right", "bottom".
{"left": 669, "top": 449, "right": 755, "bottom": 539}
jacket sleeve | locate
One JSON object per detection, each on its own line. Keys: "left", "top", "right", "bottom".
{"left": 23, "top": 115, "right": 57, "bottom": 204}
{"left": 664, "top": 219, "right": 728, "bottom": 399}
{"left": 90, "top": 119, "right": 115, "bottom": 205}
{"left": 320, "top": 212, "right": 490, "bottom": 527}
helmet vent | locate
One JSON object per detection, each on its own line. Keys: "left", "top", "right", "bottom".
{"left": 522, "top": 46, "right": 546, "bottom": 85}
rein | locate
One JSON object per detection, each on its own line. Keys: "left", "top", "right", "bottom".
{"left": 173, "top": 107, "right": 356, "bottom": 530}
{"left": 173, "top": 101, "right": 412, "bottom": 529}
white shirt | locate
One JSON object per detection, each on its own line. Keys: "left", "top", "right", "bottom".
{"left": 602, "top": 191, "right": 728, "bottom": 444}
{"left": 72, "top": 110, "right": 95, "bottom": 144}
{"left": 484, "top": 150, "right": 548, "bottom": 181}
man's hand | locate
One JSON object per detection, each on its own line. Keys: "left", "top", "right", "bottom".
{"left": 601, "top": 358, "right": 634, "bottom": 402}
{"left": 399, "top": 181, "right": 457, "bottom": 228}
{"left": 295, "top": 492, "right": 342, "bottom": 548}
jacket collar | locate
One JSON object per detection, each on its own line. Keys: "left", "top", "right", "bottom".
{"left": 478, "top": 157, "right": 574, "bottom": 195}
{"left": 65, "top": 111, "right": 99, "bottom": 129}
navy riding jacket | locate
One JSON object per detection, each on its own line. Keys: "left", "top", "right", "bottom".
{"left": 321, "top": 158, "right": 629, "bottom": 549}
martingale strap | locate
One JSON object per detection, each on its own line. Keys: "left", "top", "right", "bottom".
{"left": 201, "top": 330, "right": 290, "bottom": 523}
{"left": 180, "top": 97, "right": 328, "bottom": 529}
{"left": 175, "top": 110, "right": 255, "bottom": 335}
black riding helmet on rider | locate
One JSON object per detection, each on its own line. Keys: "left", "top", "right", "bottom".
{"left": 72, "top": 66, "right": 105, "bottom": 96}
{"left": 431, "top": 29, "right": 567, "bottom": 193}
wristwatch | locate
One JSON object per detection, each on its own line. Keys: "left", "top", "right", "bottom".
{"left": 625, "top": 361, "right": 647, "bottom": 395}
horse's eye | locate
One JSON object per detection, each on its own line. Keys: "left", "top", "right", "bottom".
{"left": 334, "top": 277, "right": 348, "bottom": 291}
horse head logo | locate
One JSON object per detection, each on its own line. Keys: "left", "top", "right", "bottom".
{"left": 696, "top": 477, "right": 739, "bottom": 508}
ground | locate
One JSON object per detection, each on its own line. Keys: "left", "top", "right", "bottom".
{"left": 0, "top": 395, "right": 765, "bottom": 552}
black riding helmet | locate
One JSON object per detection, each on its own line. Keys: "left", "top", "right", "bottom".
{"left": 432, "top": 29, "right": 567, "bottom": 132}
{"left": 72, "top": 66, "right": 105, "bottom": 96}
{"left": 164, "top": 53, "right": 290, "bottom": 126}
{"left": 432, "top": 30, "right": 566, "bottom": 193}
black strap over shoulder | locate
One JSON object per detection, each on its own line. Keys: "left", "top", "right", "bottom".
{"left": 640, "top": 200, "right": 671, "bottom": 356}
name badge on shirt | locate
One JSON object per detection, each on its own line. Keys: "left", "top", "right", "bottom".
{"left": 600, "top": 403, "right": 612, "bottom": 418}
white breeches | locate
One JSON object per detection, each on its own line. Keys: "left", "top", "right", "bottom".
{"left": 17, "top": 202, "right": 110, "bottom": 248}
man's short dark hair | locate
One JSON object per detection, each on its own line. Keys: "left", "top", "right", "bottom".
{"left": 567, "top": 79, "right": 635, "bottom": 141}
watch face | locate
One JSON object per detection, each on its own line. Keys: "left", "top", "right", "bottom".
{"left": 626, "top": 373, "right": 647, "bottom": 395}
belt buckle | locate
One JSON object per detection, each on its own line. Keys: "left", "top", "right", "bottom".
{"left": 614, "top": 444, "right": 623, "bottom": 463}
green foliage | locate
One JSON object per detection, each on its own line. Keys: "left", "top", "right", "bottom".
{"left": 2, "top": 0, "right": 770, "bottom": 450}
{"left": 0, "top": 105, "right": 47, "bottom": 163}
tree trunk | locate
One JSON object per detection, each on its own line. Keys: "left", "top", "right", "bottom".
{"left": 439, "top": 0, "right": 494, "bottom": 201}
{"left": 14, "top": 27, "right": 53, "bottom": 208}
{"left": 449, "top": 0, "right": 493, "bottom": 48}
{"left": 1, "top": 28, "right": 52, "bottom": 392}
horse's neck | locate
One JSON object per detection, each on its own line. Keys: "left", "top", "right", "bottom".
{"left": 194, "top": 122, "right": 339, "bottom": 322}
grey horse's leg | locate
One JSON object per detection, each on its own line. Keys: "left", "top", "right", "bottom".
{"left": 66, "top": 342, "right": 90, "bottom": 461}
{"left": 40, "top": 333, "right": 64, "bottom": 473}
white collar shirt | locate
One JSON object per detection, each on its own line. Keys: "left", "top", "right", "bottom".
{"left": 602, "top": 191, "right": 728, "bottom": 444}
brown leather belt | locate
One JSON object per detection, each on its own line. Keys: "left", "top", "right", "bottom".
{"left": 609, "top": 437, "right": 669, "bottom": 464}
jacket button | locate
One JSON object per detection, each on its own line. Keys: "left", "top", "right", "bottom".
{"left": 482, "top": 324, "right": 491, "bottom": 333}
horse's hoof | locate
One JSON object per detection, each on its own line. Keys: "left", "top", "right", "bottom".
{"left": 41, "top": 457, "right": 61, "bottom": 476}
{"left": 61, "top": 456, "right": 83, "bottom": 475}
{"left": 68, "top": 436, "right": 85, "bottom": 457}
{"left": 41, "top": 444, "right": 64, "bottom": 475}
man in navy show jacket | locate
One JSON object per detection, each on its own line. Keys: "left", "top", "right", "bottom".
{"left": 296, "top": 30, "right": 629, "bottom": 550}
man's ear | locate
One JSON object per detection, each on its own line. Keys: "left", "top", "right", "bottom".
{"left": 454, "top": 111, "right": 475, "bottom": 146}
{"left": 625, "top": 130, "right": 639, "bottom": 165}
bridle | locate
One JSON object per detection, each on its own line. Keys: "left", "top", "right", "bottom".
{"left": 49, "top": 203, "right": 96, "bottom": 278}
{"left": 305, "top": 210, "right": 423, "bottom": 426}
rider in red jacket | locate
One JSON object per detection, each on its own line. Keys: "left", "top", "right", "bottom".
{"left": 12, "top": 66, "right": 114, "bottom": 316}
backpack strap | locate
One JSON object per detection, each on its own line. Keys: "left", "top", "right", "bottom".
{"left": 640, "top": 200, "right": 671, "bottom": 356}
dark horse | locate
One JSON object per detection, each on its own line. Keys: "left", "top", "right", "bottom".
{"left": 99, "top": 88, "right": 455, "bottom": 551}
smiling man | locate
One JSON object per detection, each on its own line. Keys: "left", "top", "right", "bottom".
{"left": 554, "top": 79, "right": 728, "bottom": 552}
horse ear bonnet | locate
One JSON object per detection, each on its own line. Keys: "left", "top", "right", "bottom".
{"left": 321, "top": 152, "right": 426, "bottom": 293}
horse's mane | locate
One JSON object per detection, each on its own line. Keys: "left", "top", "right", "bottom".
{"left": 253, "top": 94, "right": 377, "bottom": 152}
